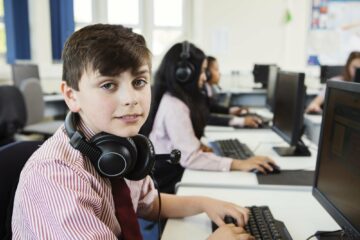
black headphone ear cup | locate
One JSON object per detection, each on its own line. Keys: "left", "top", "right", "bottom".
{"left": 90, "top": 133, "right": 138, "bottom": 178}
{"left": 126, "top": 134, "right": 155, "bottom": 181}
{"left": 175, "top": 62, "right": 194, "bottom": 83}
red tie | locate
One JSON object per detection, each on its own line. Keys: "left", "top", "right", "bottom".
{"left": 111, "top": 177, "right": 143, "bottom": 240}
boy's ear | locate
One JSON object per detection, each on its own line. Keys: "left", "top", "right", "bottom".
{"left": 61, "top": 81, "right": 80, "bottom": 112}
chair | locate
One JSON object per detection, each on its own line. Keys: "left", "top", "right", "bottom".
{"left": 11, "top": 63, "right": 40, "bottom": 88}
{"left": 19, "top": 78, "right": 63, "bottom": 138}
{"left": 0, "top": 86, "right": 27, "bottom": 147}
{"left": 0, "top": 141, "right": 43, "bottom": 239}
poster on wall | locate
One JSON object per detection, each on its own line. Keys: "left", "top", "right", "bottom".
{"left": 308, "top": 0, "right": 360, "bottom": 65}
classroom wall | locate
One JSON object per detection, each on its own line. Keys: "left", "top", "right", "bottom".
{"left": 193, "top": 0, "right": 314, "bottom": 88}
{"left": 0, "top": 0, "right": 316, "bottom": 91}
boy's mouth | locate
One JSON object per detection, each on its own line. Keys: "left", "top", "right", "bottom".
{"left": 117, "top": 114, "right": 142, "bottom": 123}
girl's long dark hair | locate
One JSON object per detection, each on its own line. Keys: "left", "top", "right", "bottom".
{"left": 141, "top": 42, "right": 208, "bottom": 139}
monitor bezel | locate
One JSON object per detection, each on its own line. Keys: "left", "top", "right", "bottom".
{"left": 271, "top": 71, "right": 306, "bottom": 146}
{"left": 265, "top": 66, "right": 280, "bottom": 112}
{"left": 253, "top": 64, "right": 276, "bottom": 85}
{"left": 320, "top": 65, "right": 345, "bottom": 84}
{"left": 312, "top": 80, "right": 360, "bottom": 238}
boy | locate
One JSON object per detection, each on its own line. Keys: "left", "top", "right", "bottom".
{"left": 12, "top": 24, "right": 253, "bottom": 240}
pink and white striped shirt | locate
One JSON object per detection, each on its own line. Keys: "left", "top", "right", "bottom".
{"left": 12, "top": 120, "right": 156, "bottom": 239}
{"left": 149, "top": 93, "right": 233, "bottom": 171}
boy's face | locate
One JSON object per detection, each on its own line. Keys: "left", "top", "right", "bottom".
{"left": 62, "top": 65, "right": 151, "bottom": 137}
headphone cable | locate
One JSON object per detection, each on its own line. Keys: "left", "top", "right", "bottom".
{"left": 150, "top": 172, "right": 162, "bottom": 240}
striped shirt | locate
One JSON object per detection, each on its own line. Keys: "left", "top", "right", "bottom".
{"left": 12, "top": 120, "right": 156, "bottom": 239}
{"left": 150, "top": 93, "right": 233, "bottom": 172}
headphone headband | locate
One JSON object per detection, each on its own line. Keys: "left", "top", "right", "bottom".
{"left": 175, "top": 41, "right": 194, "bottom": 83}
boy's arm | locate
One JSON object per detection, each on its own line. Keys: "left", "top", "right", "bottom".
{"left": 143, "top": 193, "right": 249, "bottom": 227}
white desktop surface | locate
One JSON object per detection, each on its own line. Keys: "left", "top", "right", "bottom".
{"left": 179, "top": 129, "right": 317, "bottom": 189}
{"left": 162, "top": 186, "right": 339, "bottom": 240}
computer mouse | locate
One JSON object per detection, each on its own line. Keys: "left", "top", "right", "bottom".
{"left": 251, "top": 163, "right": 281, "bottom": 175}
{"left": 224, "top": 215, "right": 238, "bottom": 225}
{"left": 211, "top": 215, "right": 238, "bottom": 232}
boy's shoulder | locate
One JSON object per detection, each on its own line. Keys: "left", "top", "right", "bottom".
{"left": 22, "top": 125, "right": 86, "bottom": 177}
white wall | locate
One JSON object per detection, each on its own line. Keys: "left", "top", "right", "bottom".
{"left": 192, "top": 0, "right": 317, "bottom": 88}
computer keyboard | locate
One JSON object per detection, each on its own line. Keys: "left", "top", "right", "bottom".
{"left": 209, "top": 138, "right": 254, "bottom": 159}
{"left": 211, "top": 206, "right": 292, "bottom": 240}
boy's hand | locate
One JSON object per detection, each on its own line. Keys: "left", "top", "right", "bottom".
{"left": 201, "top": 197, "right": 250, "bottom": 227}
{"left": 208, "top": 225, "right": 254, "bottom": 240}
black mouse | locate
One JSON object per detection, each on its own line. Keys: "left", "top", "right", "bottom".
{"left": 224, "top": 215, "right": 237, "bottom": 225}
{"left": 211, "top": 215, "right": 238, "bottom": 232}
{"left": 251, "top": 162, "right": 281, "bottom": 175}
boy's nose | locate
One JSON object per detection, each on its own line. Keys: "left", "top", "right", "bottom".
{"left": 119, "top": 88, "right": 138, "bottom": 106}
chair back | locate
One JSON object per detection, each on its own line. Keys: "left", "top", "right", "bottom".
{"left": 0, "top": 141, "right": 42, "bottom": 239}
{"left": 19, "top": 78, "right": 45, "bottom": 125}
{"left": 0, "top": 86, "right": 27, "bottom": 146}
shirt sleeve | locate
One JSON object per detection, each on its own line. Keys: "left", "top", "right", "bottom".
{"left": 135, "top": 176, "right": 157, "bottom": 216}
{"left": 13, "top": 161, "right": 119, "bottom": 240}
{"left": 164, "top": 99, "right": 232, "bottom": 172}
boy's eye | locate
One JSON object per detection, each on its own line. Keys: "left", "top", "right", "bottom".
{"left": 101, "top": 83, "right": 115, "bottom": 90}
{"left": 133, "top": 79, "right": 147, "bottom": 88}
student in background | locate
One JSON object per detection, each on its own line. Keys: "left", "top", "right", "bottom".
{"left": 142, "top": 41, "right": 276, "bottom": 195}
{"left": 205, "top": 56, "right": 261, "bottom": 128}
{"left": 306, "top": 51, "right": 360, "bottom": 113}
{"left": 11, "top": 25, "right": 254, "bottom": 240}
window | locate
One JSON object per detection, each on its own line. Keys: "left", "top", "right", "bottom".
{"left": 152, "top": 0, "right": 183, "bottom": 55}
{"left": 73, "top": 0, "right": 93, "bottom": 31}
{"left": 0, "top": 0, "right": 6, "bottom": 59}
{"left": 73, "top": 0, "right": 188, "bottom": 56}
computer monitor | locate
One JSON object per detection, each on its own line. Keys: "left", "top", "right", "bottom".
{"left": 252, "top": 64, "right": 277, "bottom": 89}
{"left": 272, "top": 71, "right": 311, "bottom": 156}
{"left": 11, "top": 64, "right": 40, "bottom": 88}
{"left": 312, "top": 80, "right": 360, "bottom": 238}
{"left": 265, "top": 66, "right": 280, "bottom": 112}
{"left": 354, "top": 68, "right": 360, "bottom": 83}
{"left": 320, "top": 65, "right": 344, "bottom": 84}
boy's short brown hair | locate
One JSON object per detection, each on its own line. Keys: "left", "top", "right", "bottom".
{"left": 62, "top": 24, "right": 152, "bottom": 90}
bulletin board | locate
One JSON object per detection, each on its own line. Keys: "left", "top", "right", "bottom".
{"left": 307, "top": 0, "right": 360, "bottom": 65}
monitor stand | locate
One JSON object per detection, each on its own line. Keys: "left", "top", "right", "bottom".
{"left": 273, "top": 144, "right": 311, "bottom": 157}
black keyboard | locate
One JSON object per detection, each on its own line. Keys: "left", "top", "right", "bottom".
{"left": 212, "top": 206, "right": 292, "bottom": 240}
{"left": 209, "top": 139, "right": 254, "bottom": 159}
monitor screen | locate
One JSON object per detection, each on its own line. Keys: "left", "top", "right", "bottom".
{"left": 252, "top": 64, "right": 276, "bottom": 88}
{"left": 11, "top": 64, "right": 40, "bottom": 88}
{"left": 313, "top": 80, "right": 360, "bottom": 238}
{"left": 354, "top": 68, "right": 360, "bottom": 83}
{"left": 265, "top": 66, "right": 279, "bottom": 112}
{"left": 320, "top": 65, "right": 344, "bottom": 84}
{"left": 272, "top": 71, "right": 310, "bottom": 156}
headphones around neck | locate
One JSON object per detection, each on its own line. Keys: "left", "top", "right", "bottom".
{"left": 65, "top": 112, "right": 180, "bottom": 180}
{"left": 175, "top": 41, "right": 194, "bottom": 83}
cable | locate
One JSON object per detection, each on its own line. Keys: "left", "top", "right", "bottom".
{"left": 150, "top": 172, "right": 162, "bottom": 240}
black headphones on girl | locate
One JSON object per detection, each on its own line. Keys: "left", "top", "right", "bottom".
{"left": 175, "top": 41, "right": 195, "bottom": 83}
{"left": 65, "top": 111, "right": 180, "bottom": 180}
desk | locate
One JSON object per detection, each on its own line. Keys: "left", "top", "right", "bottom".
{"left": 179, "top": 128, "right": 317, "bottom": 190}
{"left": 162, "top": 186, "right": 339, "bottom": 240}
{"left": 43, "top": 94, "right": 67, "bottom": 119}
